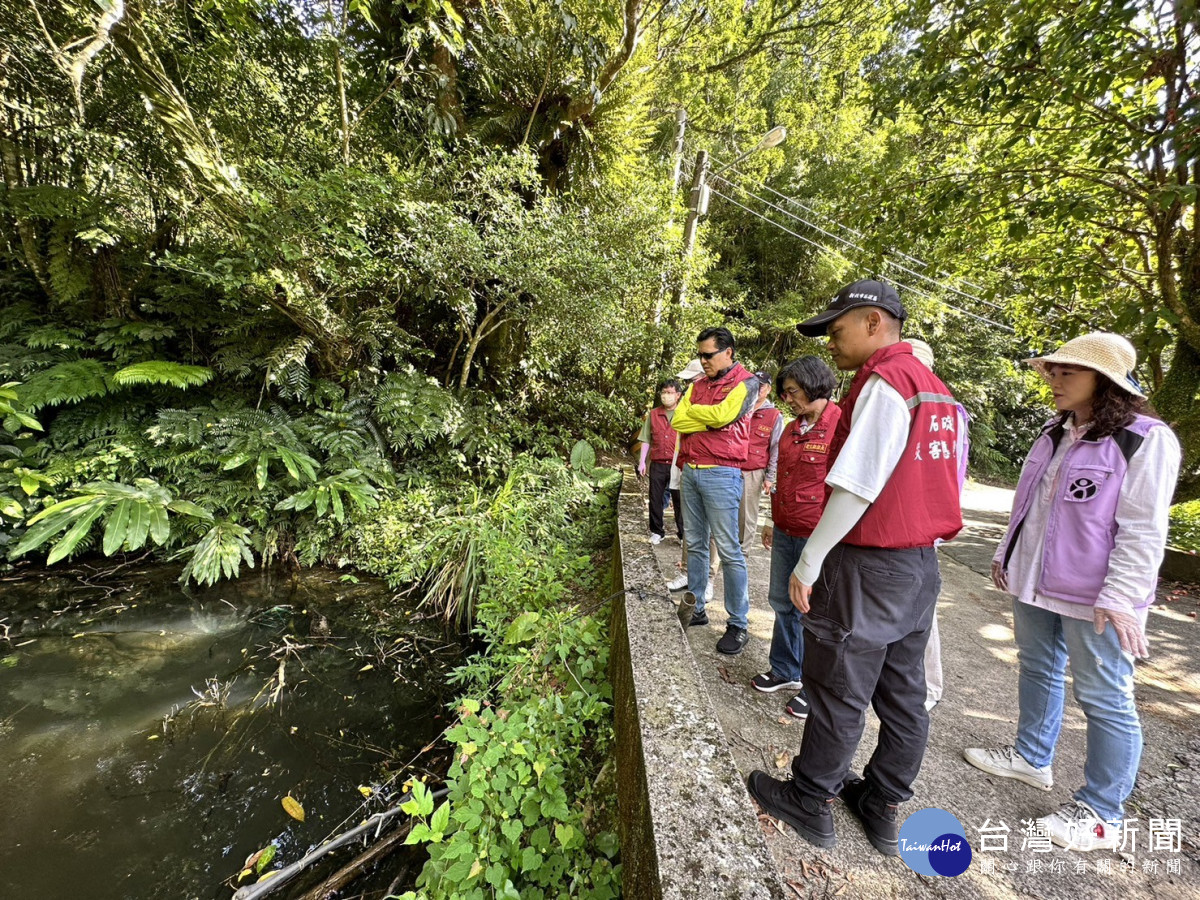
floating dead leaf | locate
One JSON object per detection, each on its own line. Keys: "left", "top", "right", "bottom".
{"left": 357, "top": 785, "right": 373, "bottom": 798}
{"left": 282, "top": 794, "right": 305, "bottom": 822}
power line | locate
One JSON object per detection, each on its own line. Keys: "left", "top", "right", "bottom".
{"left": 705, "top": 154, "right": 1003, "bottom": 311}
{"left": 706, "top": 185, "right": 1016, "bottom": 333}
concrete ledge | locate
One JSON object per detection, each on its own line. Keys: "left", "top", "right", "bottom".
{"left": 1162, "top": 547, "right": 1200, "bottom": 584}
{"left": 610, "top": 473, "right": 786, "bottom": 900}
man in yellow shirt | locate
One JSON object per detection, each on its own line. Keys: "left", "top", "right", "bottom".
{"left": 671, "top": 327, "right": 762, "bottom": 655}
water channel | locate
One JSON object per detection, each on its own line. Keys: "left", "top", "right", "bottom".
{"left": 0, "top": 565, "right": 459, "bottom": 899}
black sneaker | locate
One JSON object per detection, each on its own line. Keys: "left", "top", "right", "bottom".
{"left": 688, "top": 610, "right": 709, "bottom": 627}
{"left": 716, "top": 625, "right": 749, "bottom": 655}
{"left": 746, "top": 771, "right": 836, "bottom": 848}
{"left": 751, "top": 672, "right": 804, "bottom": 694}
{"left": 840, "top": 775, "right": 900, "bottom": 856}
{"left": 784, "top": 688, "right": 810, "bottom": 719}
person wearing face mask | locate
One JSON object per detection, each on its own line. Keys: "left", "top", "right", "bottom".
{"left": 964, "top": 332, "right": 1180, "bottom": 853}
{"left": 746, "top": 279, "right": 963, "bottom": 857}
{"left": 636, "top": 378, "right": 685, "bottom": 546}
{"left": 750, "top": 356, "right": 840, "bottom": 721}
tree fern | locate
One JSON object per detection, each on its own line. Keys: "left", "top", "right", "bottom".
{"left": 20, "top": 360, "right": 111, "bottom": 410}
{"left": 111, "top": 361, "right": 214, "bottom": 389}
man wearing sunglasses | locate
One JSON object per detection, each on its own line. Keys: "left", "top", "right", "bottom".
{"left": 669, "top": 327, "right": 763, "bottom": 656}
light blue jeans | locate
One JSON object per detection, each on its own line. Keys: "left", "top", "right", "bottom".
{"left": 680, "top": 465, "right": 750, "bottom": 630}
{"left": 1012, "top": 599, "right": 1142, "bottom": 822}
{"left": 767, "top": 527, "right": 808, "bottom": 682}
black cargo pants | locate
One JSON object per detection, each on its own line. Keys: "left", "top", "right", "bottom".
{"left": 791, "top": 542, "right": 940, "bottom": 803}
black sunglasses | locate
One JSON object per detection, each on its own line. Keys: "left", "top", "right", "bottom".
{"left": 698, "top": 348, "right": 729, "bottom": 360}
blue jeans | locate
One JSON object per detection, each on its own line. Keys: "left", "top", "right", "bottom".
{"left": 680, "top": 465, "right": 749, "bottom": 629}
{"left": 767, "top": 527, "right": 808, "bottom": 682}
{"left": 1012, "top": 599, "right": 1142, "bottom": 822}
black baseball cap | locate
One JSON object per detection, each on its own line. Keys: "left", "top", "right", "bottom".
{"left": 797, "top": 279, "right": 907, "bottom": 337}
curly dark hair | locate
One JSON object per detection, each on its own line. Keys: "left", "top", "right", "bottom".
{"left": 1062, "top": 376, "right": 1156, "bottom": 439}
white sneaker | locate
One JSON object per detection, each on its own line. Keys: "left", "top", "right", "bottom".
{"left": 666, "top": 574, "right": 688, "bottom": 592}
{"left": 963, "top": 745, "right": 1053, "bottom": 791}
{"left": 650, "top": 534, "right": 663, "bottom": 545}
{"left": 1040, "top": 800, "right": 1121, "bottom": 851}
{"left": 704, "top": 584, "right": 714, "bottom": 602}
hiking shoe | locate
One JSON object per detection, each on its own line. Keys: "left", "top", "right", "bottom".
{"left": 704, "top": 583, "right": 714, "bottom": 602}
{"left": 746, "top": 771, "right": 836, "bottom": 848}
{"left": 1039, "top": 800, "right": 1121, "bottom": 852}
{"left": 650, "top": 533, "right": 664, "bottom": 545}
{"left": 667, "top": 574, "right": 688, "bottom": 592}
{"left": 784, "top": 688, "right": 810, "bottom": 719}
{"left": 716, "top": 625, "right": 749, "bottom": 655}
{"left": 963, "top": 746, "right": 1053, "bottom": 791}
{"left": 840, "top": 775, "right": 899, "bottom": 856}
{"left": 688, "top": 610, "right": 709, "bottom": 627}
{"left": 751, "top": 672, "right": 804, "bottom": 694}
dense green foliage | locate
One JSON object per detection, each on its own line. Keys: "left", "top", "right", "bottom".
{"left": 1169, "top": 501, "right": 1200, "bottom": 553}
{"left": 355, "top": 458, "right": 621, "bottom": 898}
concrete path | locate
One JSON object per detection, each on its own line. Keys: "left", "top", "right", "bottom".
{"left": 648, "top": 482, "right": 1200, "bottom": 898}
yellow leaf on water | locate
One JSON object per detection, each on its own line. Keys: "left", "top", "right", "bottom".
{"left": 359, "top": 664, "right": 374, "bottom": 672}
{"left": 282, "top": 795, "right": 305, "bottom": 822}
{"left": 256, "top": 870, "right": 278, "bottom": 884}
{"left": 358, "top": 785, "right": 373, "bottom": 798}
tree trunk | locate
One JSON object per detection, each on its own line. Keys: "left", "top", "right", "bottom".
{"left": 1153, "top": 337, "right": 1200, "bottom": 500}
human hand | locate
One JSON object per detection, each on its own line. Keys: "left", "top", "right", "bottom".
{"left": 990, "top": 561, "right": 1009, "bottom": 593}
{"left": 1093, "top": 608, "right": 1149, "bottom": 659}
{"left": 762, "top": 526, "right": 773, "bottom": 550}
{"left": 763, "top": 480, "right": 774, "bottom": 495}
{"left": 636, "top": 462, "right": 646, "bottom": 477}
{"left": 788, "top": 574, "right": 811, "bottom": 613}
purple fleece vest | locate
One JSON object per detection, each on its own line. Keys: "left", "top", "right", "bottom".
{"left": 997, "top": 414, "right": 1163, "bottom": 608}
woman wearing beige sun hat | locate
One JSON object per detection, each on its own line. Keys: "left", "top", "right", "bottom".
{"left": 963, "top": 331, "right": 1180, "bottom": 853}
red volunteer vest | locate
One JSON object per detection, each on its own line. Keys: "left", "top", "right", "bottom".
{"left": 647, "top": 407, "right": 677, "bottom": 463}
{"left": 677, "top": 363, "right": 756, "bottom": 467}
{"left": 740, "top": 405, "right": 782, "bottom": 471}
{"left": 772, "top": 400, "right": 842, "bottom": 538}
{"left": 830, "top": 343, "right": 963, "bottom": 549}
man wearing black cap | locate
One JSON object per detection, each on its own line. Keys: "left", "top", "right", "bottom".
{"left": 746, "top": 279, "right": 963, "bottom": 856}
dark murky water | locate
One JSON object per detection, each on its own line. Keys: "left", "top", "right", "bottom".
{"left": 0, "top": 566, "right": 458, "bottom": 899}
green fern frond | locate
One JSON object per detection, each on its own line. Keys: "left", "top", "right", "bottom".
{"left": 180, "top": 521, "right": 255, "bottom": 586}
{"left": 20, "top": 360, "right": 112, "bottom": 410}
{"left": 111, "top": 361, "right": 214, "bottom": 389}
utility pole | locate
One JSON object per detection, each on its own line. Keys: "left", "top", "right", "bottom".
{"left": 654, "top": 110, "right": 690, "bottom": 329}
{"left": 671, "top": 149, "right": 710, "bottom": 312}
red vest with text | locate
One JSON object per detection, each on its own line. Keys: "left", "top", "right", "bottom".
{"left": 678, "top": 363, "right": 756, "bottom": 467}
{"left": 647, "top": 407, "right": 677, "bottom": 463}
{"left": 740, "top": 405, "right": 782, "bottom": 471}
{"left": 829, "top": 342, "right": 963, "bottom": 549}
{"left": 772, "top": 400, "right": 842, "bottom": 538}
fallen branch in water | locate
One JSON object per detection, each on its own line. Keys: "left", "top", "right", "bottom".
{"left": 230, "top": 787, "right": 449, "bottom": 900}
{"left": 296, "top": 818, "right": 414, "bottom": 900}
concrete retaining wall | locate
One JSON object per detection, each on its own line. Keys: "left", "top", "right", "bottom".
{"left": 610, "top": 475, "right": 786, "bottom": 899}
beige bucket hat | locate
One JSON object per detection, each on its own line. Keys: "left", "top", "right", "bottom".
{"left": 1027, "top": 332, "right": 1146, "bottom": 398}
{"left": 907, "top": 338, "right": 935, "bottom": 370}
